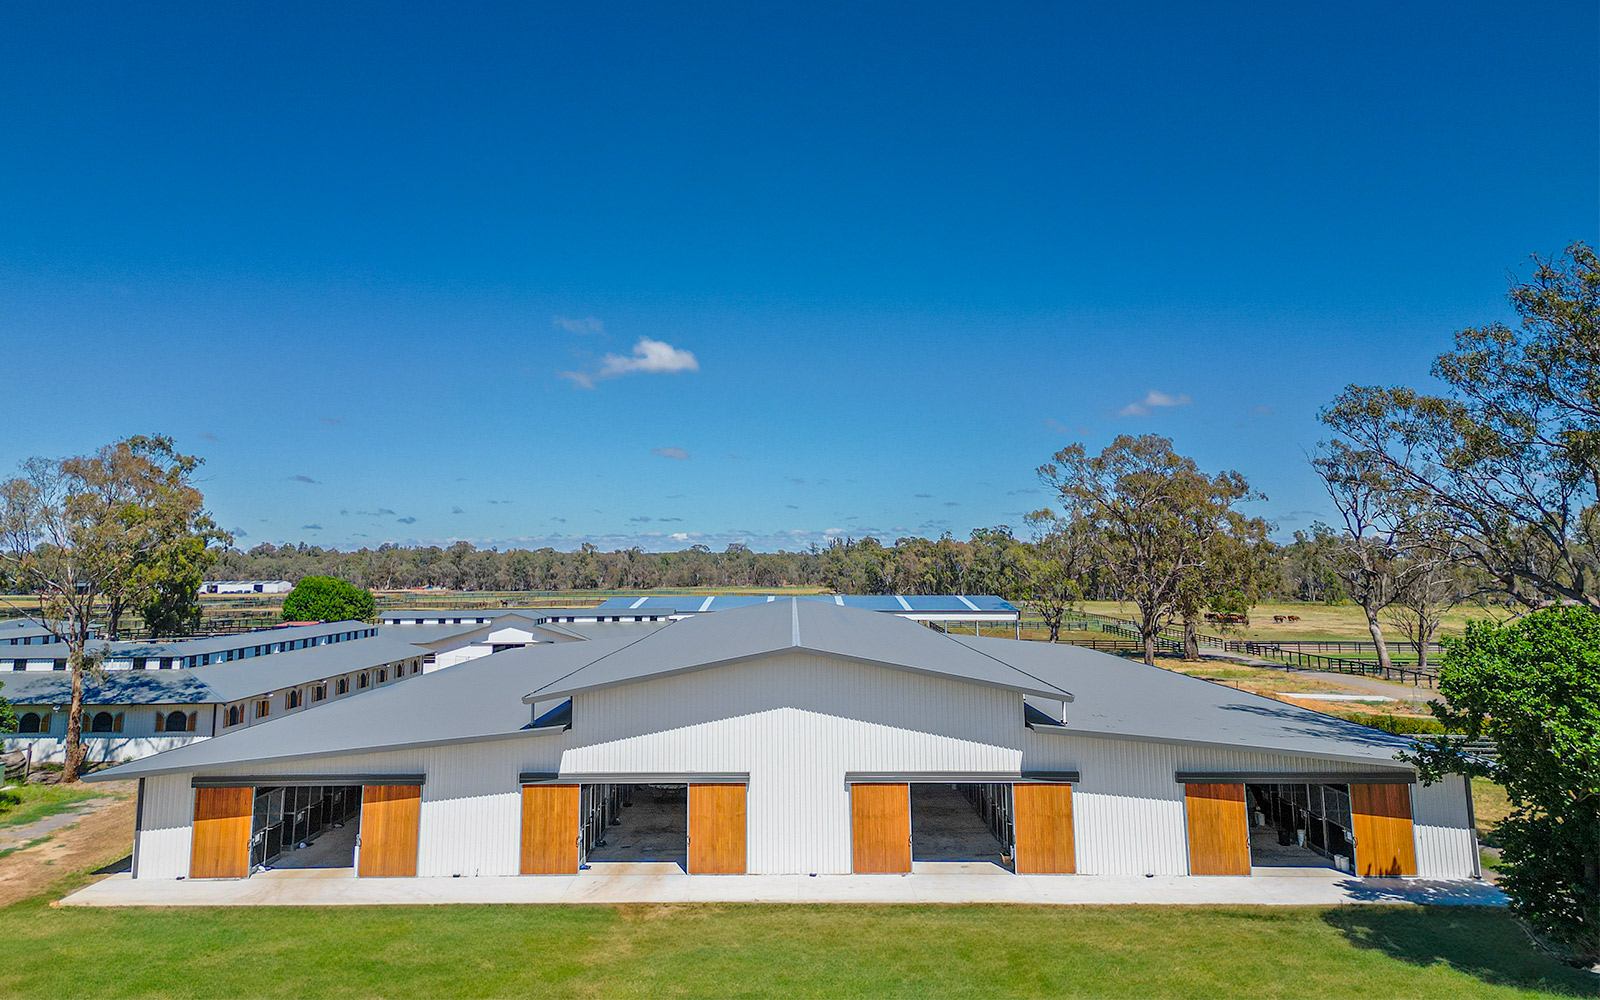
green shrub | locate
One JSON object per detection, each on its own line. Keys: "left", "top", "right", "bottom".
{"left": 281, "top": 576, "right": 376, "bottom": 623}
{"left": 1339, "top": 712, "right": 1445, "bottom": 735}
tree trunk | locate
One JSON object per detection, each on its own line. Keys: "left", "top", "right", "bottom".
{"left": 1141, "top": 629, "right": 1157, "bottom": 666}
{"left": 1364, "top": 610, "right": 1394, "bottom": 673}
{"left": 63, "top": 647, "right": 87, "bottom": 783}
{"left": 1182, "top": 616, "right": 1200, "bottom": 661}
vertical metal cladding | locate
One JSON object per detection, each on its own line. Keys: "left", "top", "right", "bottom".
{"left": 1020, "top": 731, "right": 1478, "bottom": 878}
{"left": 565, "top": 653, "right": 1023, "bottom": 874}
{"left": 135, "top": 772, "right": 196, "bottom": 878}
{"left": 1412, "top": 773, "right": 1477, "bottom": 878}
{"left": 125, "top": 649, "right": 1480, "bottom": 882}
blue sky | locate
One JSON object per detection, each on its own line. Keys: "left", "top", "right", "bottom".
{"left": 2, "top": 2, "right": 1595, "bottom": 553}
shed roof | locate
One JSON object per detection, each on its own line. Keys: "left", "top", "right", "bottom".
{"left": 0, "top": 620, "right": 375, "bottom": 661}
{"left": 951, "top": 635, "right": 1415, "bottom": 768}
{"left": 85, "top": 635, "right": 646, "bottom": 778}
{"left": 522, "top": 598, "right": 1068, "bottom": 701}
{"left": 2, "top": 636, "right": 427, "bottom": 707}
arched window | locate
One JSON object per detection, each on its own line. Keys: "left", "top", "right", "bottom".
{"left": 91, "top": 712, "right": 115, "bottom": 733}
{"left": 286, "top": 689, "right": 302, "bottom": 709}
{"left": 377, "top": 669, "right": 387, "bottom": 683}
{"left": 357, "top": 673, "right": 368, "bottom": 689}
{"left": 18, "top": 712, "right": 40, "bottom": 733}
{"left": 227, "top": 705, "right": 243, "bottom": 726}
{"left": 336, "top": 678, "right": 349, "bottom": 695}
{"left": 166, "top": 711, "right": 189, "bottom": 733}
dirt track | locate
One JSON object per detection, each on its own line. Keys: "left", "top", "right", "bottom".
{"left": 0, "top": 784, "right": 136, "bottom": 907}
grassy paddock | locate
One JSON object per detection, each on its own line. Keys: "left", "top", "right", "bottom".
{"left": 0, "top": 898, "right": 1592, "bottom": 999}
{"left": 1079, "top": 601, "right": 1516, "bottom": 643}
{"left": 0, "top": 782, "right": 108, "bottom": 829}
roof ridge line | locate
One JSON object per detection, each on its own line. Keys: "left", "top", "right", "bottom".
{"left": 790, "top": 598, "right": 801, "bottom": 647}
{"left": 524, "top": 620, "right": 677, "bottom": 699}
{"left": 949, "top": 633, "right": 1076, "bottom": 702}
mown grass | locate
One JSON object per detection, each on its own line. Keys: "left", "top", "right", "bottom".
{"left": 0, "top": 896, "right": 1590, "bottom": 999}
{"left": 0, "top": 783, "right": 108, "bottom": 829}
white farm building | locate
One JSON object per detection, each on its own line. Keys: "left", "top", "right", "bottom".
{"left": 89, "top": 599, "right": 1479, "bottom": 885}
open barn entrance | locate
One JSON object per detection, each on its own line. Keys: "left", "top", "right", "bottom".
{"left": 1247, "top": 782, "right": 1355, "bottom": 873}
{"left": 580, "top": 784, "right": 688, "bottom": 869}
{"left": 910, "top": 783, "right": 1014, "bottom": 871}
{"left": 249, "top": 785, "right": 362, "bottom": 873}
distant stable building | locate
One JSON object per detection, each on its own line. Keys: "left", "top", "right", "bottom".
{"left": 91, "top": 599, "right": 1478, "bottom": 888}
{"left": 1, "top": 621, "right": 379, "bottom": 672}
{"left": 204, "top": 580, "right": 293, "bottom": 595}
{"left": 1, "top": 626, "right": 423, "bottom": 764}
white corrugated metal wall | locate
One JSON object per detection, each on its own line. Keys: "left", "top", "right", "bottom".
{"left": 565, "top": 653, "right": 1022, "bottom": 874}
{"left": 129, "top": 651, "right": 1478, "bottom": 880}
{"left": 1022, "top": 730, "right": 1478, "bottom": 877}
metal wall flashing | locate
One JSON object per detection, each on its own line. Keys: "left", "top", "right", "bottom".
{"left": 844, "top": 770, "right": 1080, "bottom": 784}
{"left": 1174, "top": 770, "right": 1413, "bottom": 785}
{"left": 518, "top": 771, "right": 751, "bottom": 785}
{"left": 191, "top": 773, "right": 426, "bottom": 788}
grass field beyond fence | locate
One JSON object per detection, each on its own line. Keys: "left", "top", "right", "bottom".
{"left": 2, "top": 897, "right": 1593, "bottom": 999}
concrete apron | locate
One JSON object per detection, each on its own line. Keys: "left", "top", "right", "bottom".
{"left": 59, "top": 866, "right": 1507, "bottom": 908}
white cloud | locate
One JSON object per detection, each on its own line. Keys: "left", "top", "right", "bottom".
{"left": 553, "top": 315, "right": 604, "bottom": 335}
{"left": 562, "top": 337, "right": 699, "bottom": 389}
{"left": 1118, "top": 389, "right": 1194, "bottom": 418}
{"left": 652, "top": 446, "right": 690, "bottom": 460}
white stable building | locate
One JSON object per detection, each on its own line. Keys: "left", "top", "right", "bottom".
{"left": 90, "top": 599, "right": 1479, "bottom": 885}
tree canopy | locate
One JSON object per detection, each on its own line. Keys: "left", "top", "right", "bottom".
{"left": 281, "top": 575, "right": 376, "bottom": 622}
{"left": 0, "top": 435, "right": 221, "bottom": 780}
{"left": 1407, "top": 607, "right": 1600, "bottom": 964}
{"left": 1321, "top": 242, "right": 1600, "bottom": 611}
{"left": 1039, "top": 434, "right": 1265, "bottom": 665}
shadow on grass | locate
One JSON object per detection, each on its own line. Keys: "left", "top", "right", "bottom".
{"left": 1322, "top": 906, "right": 1599, "bottom": 996}
{"left": 92, "top": 854, "right": 131, "bottom": 875}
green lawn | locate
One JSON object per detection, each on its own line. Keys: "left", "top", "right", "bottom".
{"left": 0, "top": 782, "right": 107, "bottom": 829}
{"left": 0, "top": 897, "right": 1591, "bottom": 998}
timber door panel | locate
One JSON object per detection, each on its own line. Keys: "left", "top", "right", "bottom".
{"left": 1013, "top": 783, "right": 1076, "bottom": 874}
{"left": 1184, "top": 782, "right": 1250, "bottom": 876}
{"left": 688, "top": 783, "right": 747, "bottom": 874}
{"left": 851, "top": 782, "right": 911, "bottom": 874}
{"left": 190, "top": 786, "right": 252, "bottom": 879}
{"left": 521, "top": 784, "right": 580, "bottom": 875}
{"left": 1351, "top": 783, "right": 1418, "bottom": 876}
{"left": 358, "top": 784, "right": 421, "bottom": 877}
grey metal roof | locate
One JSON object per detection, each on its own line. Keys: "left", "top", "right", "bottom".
{"left": 0, "top": 620, "right": 376, "bottom": 661}
{"left": 523, "top": 598, "right": 1070, "bottom": 701}
{"left": 375, "top": 622, "right": 491, "bottom": 646}
{"left": 1, "top": 636, "right": 427, "bottom": 707}
{"left": 86, "top": 599, "right": 1419, "bottom": 783}
{"left": 540, "top": 620, "right": 672, "bottom": 640}
{"left": 86, "top": 634, "right": 648, "bottom": 780}
{"left": 378, "top": 607, "right": 596, "bottom": 623}
{"left": 592, "top": 594, "right": 1019, "bottom": 615}
{"left": 188, "top": 636, "right": 429, "bottom": 702}
{"left": 950, "top": 635, "right": 1416, "bottom": 769}
{"left": 0, "top": 669, "right": 218, "bottom": 706}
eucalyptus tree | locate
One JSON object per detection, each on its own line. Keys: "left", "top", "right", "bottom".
{"left": 1039, "top": 435, "right": 1264, "bottom": 666}
{"left": 0, "top": 436, "right": 221, "bottom": 781}
{"left": 1322, "top": 242, "right": 1600, "bottom": 611}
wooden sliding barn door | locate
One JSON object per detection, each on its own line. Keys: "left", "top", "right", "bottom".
{"left": 1184, "top": 782, "right": 1250, "bottom": 876}
{"left": 1351, "top": 783, "right": 1417, "bottom": 876}
{"left": 688, "top": 783, "right": 747, "bottom": 874}
{"left": 1013, "top": 783, "right": 1076, "bottom": 874}
{"left": 190, "top": 786, "right": 252, "bottom": 879}
{"left": 520, "top": 784, "right": 580, "bottom": 875}
{"left": 851, "top": 782, "right": 911, "bottom": 873}
{"left": 358, "top": 784, "right": 421, "bottom": 877}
